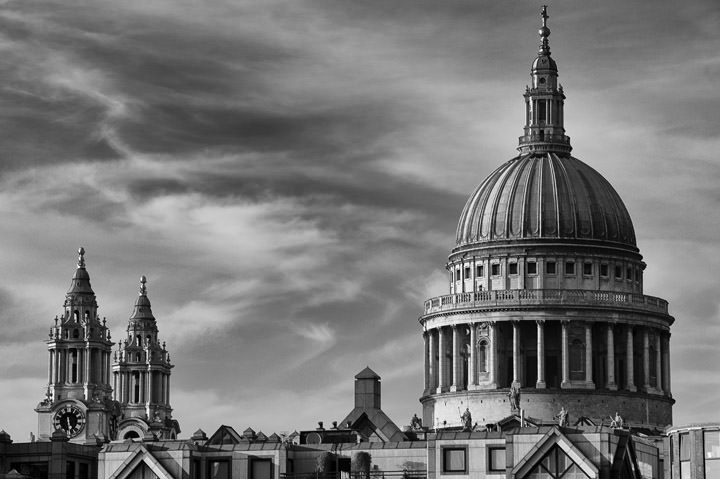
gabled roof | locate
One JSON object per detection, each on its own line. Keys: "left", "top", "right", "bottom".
{"left": 108, "top": 444, "right": 175, "bottom": 479}
{"left": 206, "top": 425, "right": 243, "bottom": 445}
{"left": 355, "top": 367, "right": 380, "bottom": 380}
{"left": 511, "top": 427, "right": 599, "bottom": 479}
{"left": 611, "top": 432, "right": 644, "bottom": 478}
{"left": 341, "top": 408, "right": 405, "bottom": 442}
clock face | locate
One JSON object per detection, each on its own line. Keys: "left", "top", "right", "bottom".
{"left": 53, "top": 405, "right": 86, "bottom": 438}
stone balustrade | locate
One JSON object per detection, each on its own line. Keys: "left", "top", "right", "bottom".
{"left": 422, "top": 289, "right": 668, "bottom": 316}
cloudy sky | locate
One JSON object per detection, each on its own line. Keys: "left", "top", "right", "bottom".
{"left": 1, "top": 0, "right": 719, "bottom": 439}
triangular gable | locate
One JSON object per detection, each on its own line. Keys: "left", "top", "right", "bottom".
{"left": 511, "top": 427, "right": 599, "bottom": 479}
{"left": 206, "top": 425, "right": 243, "bottom": 445}
{"left": 108, "top": 445, "right": 175, "bottom": 479}
{"left": 610, "top": 433, "right": 643, "bottom": 478}
{"left": 341, "top": 408, "right": 405, "bottom": 442}
{"left": 496, "top": 414, "right": 541, "bottom": 431}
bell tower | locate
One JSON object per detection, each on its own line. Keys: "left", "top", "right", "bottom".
{"left": 112, "top": 276, "right": 179, "bottom": 440}
{"left": 36, "top": 247, "right": 115, "bottom": 443}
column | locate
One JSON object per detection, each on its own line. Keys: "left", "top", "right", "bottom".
{"left": 606, "top": 324, "right": 617, "bottom": 390}
{"left": 437, "top": 327, "right": 445, "bottom": 394}
{"left": 450, "top": 325, "right": 460, "bottom": 392}
{"left": 489, "top": 322, "right": 497, "bottom": 387}
{"left": 643, "top": 329, "right": 651, "bottom": 389}
{"left": 468, "top": 323, "right": 476, "bottom": 388}
{"left": 512, "top": 321, "right": 520, "bottom": 387}
{"left": 561, "top": 321, "right": 570, "bottom": 388}
{"left": 423, "top": 331, "right": 430, "bottom": 394}
{"left": 655, "top": 332, "right": 663, "bottom": 393}
{"left": 47, "top": 351, "right": 53, "bottom": 385}
{"left": 662, "top": 333, "right": 672, "bottom": 397}
{"left": 84, "top": 348, "right": 91, "bottom": 385}
{"left": 536, "top": 320, "right": 546, "bottom": 388}
{"left": 585, "top": 323, "right": 594, "bottom": 388}
{"left": 430, "top": 329, "right": 438, "bottom": 391}
{"left": 53, "top": 350, "right": 59, "bottom": 384}
{"left": 166, "top": 375, "right": 170, "bottom": 405}
{"left": 148, "top": 368, "right": 154, "bottom": 404}
{"left": 626, "top": 326, "right": 636, "bottom": 391}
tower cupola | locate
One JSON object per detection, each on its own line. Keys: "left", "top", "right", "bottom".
{"left": 518, "top": 5, "right": 571, "bottom": 155}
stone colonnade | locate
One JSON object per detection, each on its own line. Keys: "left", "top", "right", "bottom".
{"left": 423, "top": 321, "right": 671, "bottom": 396}
{"left": 113, "top": 369, "right": 171, "bottom": 406}
{"left": 49, "top": 347, "right": 112, "bottom": 388}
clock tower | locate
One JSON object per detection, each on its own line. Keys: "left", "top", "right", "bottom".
{"left": 36, "top": 248, "right": 117, "bottom": 444}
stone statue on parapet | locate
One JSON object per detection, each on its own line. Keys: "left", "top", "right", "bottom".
{"left": 507, "top": 384, "right": 521, "bottom": 412}
{"left": 461, "top": 408, "right": 473, "bottom": 431}
{"left": 410, "top": 413, "right": 423, "bottom": 430}
{"left": 609, "top": 412, "right": 624, "bottom": 429}
{"left": 554, "top": 406, "right": 569, "bottom": 427}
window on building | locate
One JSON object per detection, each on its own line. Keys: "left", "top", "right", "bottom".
{"left": 626, "top": 267, "right": 633, "bottom": 280}
{"left": 615, "top": 265, "right": 623, "bottom": 279}
{"left": 79, "top": 463, "right": 89, "bottom": 479}
{"left": 509, "top": 263, "right": 518, "bottom": 275}
{"left": 565, "top": 261, "right": 575, "bottom": 275}
{"left": 583, "top": 262, "right": 592, "bottom": 276}
{"left": 525, "top": 444, "right": 588, "bottom": 478}
{"left": 71, "top": 350, "right": 78, "bottom": 383}
{"left": 546, "top": 261, "right": 556, "bottom": 274}
{"left": 251, "top": 459, "right": 272, "bottom": 479}
{"left": 491, "top": 264, "right": 500, "bottom": 276}
{"left": 66, "top": 462, "right": 75, "bottom": 479}
{"left": 527, "top": 261, "right": 537, "bottom": 275}
{"left": 193, "top": 460, "right": 202, "bottom": 479}
{"left": 477, "top": 265, "right": 484, "bottom": 277}
{"left": 455, "top": 268, "right": 461, "bottom": 281}
{"left": 133, "top": 372, "right": 140, "bottom": 403}
{"left": 600, "top": 264, "right": 609, "bottom": 277}
{"left": 209, "top": 460, "right": 231, "bottom": 479}
{"left": 705, "top": 430, "right": 720, "bottom": 478}
{"left": 478, "top": 340, "right": 488, "bottom": 373}
{"left": 570, "top": 339, "right": 585, "bottom": 381}
{"left": 442, "top": 447, "right": 467, "bottom": 474}
{"left": 649, "top": 345, "right": 657, "bottom": 387}
{"left": 465, "top": 267, "right": 471, "bottom": 280}
{"left": 680, "top": 433, "right": 690, "bottom": 479}
{"left": 488, "top": 446, "right": 506, "bottom": 472}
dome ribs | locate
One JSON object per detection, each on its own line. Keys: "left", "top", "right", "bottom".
{"left": 512, "top": 156, "right": 533, "bottom": 237}
{"left": 453, "top": 155, "right": 636, "bottom": 251}
{"left": 544, "top": 153, "right": 560, "bottom": 237}
{"left": 527, "top": 156, "right": 542, "bottom": 237}
{"left": 551, "top": 153, "right": 577, "bottom": 238}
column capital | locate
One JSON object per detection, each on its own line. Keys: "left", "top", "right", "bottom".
{"left": 535, "top": 319, "right": 545, "bottom": 326}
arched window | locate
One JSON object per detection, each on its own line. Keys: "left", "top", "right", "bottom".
{"left": 478, "top": 340, "right": 488, "bottom": 373}
{"left": 133, "top": 372, "right": 140, "bottom": 403}
{"left": 124, "top": 431, "right": 140, "bottom": 440}
{"left": 136, "top": 353, "right": 142, "bottom": 362}
{"left": 71, "top": 350, "right": 78, "bottom": 383}
{"left": 72, "top": 329, "right": 79, "bottom": 339}
{"left": 649, "top": 344, "right": 657, "bottom": 387}
{"left": 569, "top": 339, "right": 585, "bottom": 381}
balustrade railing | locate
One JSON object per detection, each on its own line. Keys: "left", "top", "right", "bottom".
{"left": 422, "top": 289, "right": 668, "bottom": 316}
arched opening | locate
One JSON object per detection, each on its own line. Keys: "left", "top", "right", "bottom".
{"left": 478, "top": 340, "right": 488, "bottom": 373}
{"left": 71, "top": 350, "right": 78, "bottom": 383}
{"left": 124, "top": 431, "right": 140, "bottom": 440}
{"left": 133, "top": 372, "right": 140, "bottom": 403}
{"left": 569, "top": 339, "right": 585, "bottom": 381}
{"left": 72, "top": 329, "right": 79, "bottom": 339}
{"left": 649, "top": 344, "right": 657, "bottom": 387}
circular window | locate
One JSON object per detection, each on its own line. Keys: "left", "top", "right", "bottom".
{"left": 539, "top": 77, "right": 546, "bottom": 84}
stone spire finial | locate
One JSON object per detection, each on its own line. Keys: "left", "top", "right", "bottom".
{"left": 139, "top": 275, "right": 147, "bottom": 296}
{"left": 538, "top": 5, "right": 551, "bottom": 55}
{"left": 77, "top": 247, "right": 86, "bottom": 268}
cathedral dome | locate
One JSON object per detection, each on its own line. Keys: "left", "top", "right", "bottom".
{"left": 454, "top": 152, "right": 637, "bottom": 251}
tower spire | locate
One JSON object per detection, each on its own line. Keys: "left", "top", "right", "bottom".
{"left": 539, "top": 5, "right": 550, "bottom": 55}
{"left": 517, "top": 5, "right": 571, "bottom": 155}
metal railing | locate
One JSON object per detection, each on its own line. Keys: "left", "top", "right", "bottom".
{"left": 422, "top": 289, "right": 668, "bottom": 316}
{"left": 281, "top": 471, "right": 426, "bottom": 479}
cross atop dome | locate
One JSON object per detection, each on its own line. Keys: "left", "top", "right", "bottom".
{"left": 539, "top": 5, "right": 551, "bottom": 55}
{"left": 77, "top": 247, "right": 86, "bottom": 268}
